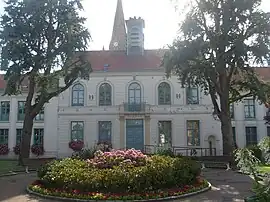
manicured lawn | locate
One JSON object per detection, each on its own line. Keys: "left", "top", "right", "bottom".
{"left": 0, "top": 160, "right": 24, "bottom": 174}
{"left": 258, "top": 165, "right": 270, "bottom": 174}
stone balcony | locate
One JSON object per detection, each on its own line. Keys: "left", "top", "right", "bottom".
{"left": 119, "top": 102, "right": 151, "bottom": 117}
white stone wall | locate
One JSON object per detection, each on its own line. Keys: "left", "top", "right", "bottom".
{"left": 0, "top": 70, "right": 269, "bottom": 158}
{"left": 0, "top": 94, "right": 58, "bottom": 159}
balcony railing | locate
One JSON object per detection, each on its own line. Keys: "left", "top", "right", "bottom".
{"left": 119, "top": 102, "right": 150, "bottom": 114}
{"left": 124, "top": 102, "right": 146, "bottom": 112}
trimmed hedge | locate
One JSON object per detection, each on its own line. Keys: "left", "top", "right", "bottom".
{"left": 39, "top": 155, "right": 201, "bottom": 193}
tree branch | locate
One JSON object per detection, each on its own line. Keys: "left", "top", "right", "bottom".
{"left": 230, "top": 92, "right": 253, "bottom": 104}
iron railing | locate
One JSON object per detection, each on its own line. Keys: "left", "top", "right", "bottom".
{"left": 144, "top": 144, "right": 217, "bottom": 157}
{"left": 123, "top": 102, "right": 146, "bottom": 112}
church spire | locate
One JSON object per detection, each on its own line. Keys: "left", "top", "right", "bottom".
{"left": 109, "top": 0, "right": 126, "bottom": 51}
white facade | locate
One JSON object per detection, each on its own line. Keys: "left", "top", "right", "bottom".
{"left": 0, "top": 70, "right": 269, "bottom": 159}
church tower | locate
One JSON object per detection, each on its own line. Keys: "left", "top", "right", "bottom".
{"left": 109, "top": 0, "right": 127, "bottom": 51}
{"left": 126, "top": 17, "right": 145, "bottom": 55}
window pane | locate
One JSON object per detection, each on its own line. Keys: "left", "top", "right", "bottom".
{"left": 244, "top": 99, "right": 255, "bottom": 118}
{"left": 128, "top": 83, "right": 141, "bottom": 104}
{"left": 71, "top": 121, "right": 84, "bottom": 141}
{"left": 158, "top": 83, "right": 171, "bottom": 105}
{"left": 0, "top": 129, "right": 8, "bottom": 144}
{"left": 33, "top": 129, "right": 44, "bottom": 145}
{"left": 16, "top": 129, "right": 23, "bottom": 144}
{"left": 99, "top": 83, "right": 112, "bottom": 106}
{"left": 187, "top": 120, "right": 200, "bottom": 146}
{"left": 158, "top": 121, "right": 172, "bottom": 147}
{"left": 98, "top": 121, "right": 112, "bottom": 143}
{"left": 0, "top": 101, "right": 10, "bottom": 121}
{"left": 187, "top": 87, "right": 199, "bottom": 104}
{"left": 245, "top": 127, "right": 257, "bottom": 146}
{"left": 18, "top": 101, "right": 26, "bottom": 121}
{"left": 72, "top": 84, "right": 84, "bottom": 106}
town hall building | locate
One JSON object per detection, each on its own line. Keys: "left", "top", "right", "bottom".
{"left": 0, "top": 0, "right": 269, "bottom": 158}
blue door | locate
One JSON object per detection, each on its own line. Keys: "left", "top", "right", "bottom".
{"left": 126, "top": 119, "right": 144, "bottom": 151}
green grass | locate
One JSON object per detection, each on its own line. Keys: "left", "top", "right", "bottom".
{"left": 0, "top": 160, "right": 24, "bottom": 174}
{"left": 258, "top": 165, "right": 270, "bottom": 174}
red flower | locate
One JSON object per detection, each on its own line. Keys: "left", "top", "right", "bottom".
{"left": 31, "top": 144, "right": 44, "bottom": 156}
{"left": 69, "top": 140, "right": 84, "bottom": 151}
{"left": 0, "top": 144, "right": 9, "bottom": 155}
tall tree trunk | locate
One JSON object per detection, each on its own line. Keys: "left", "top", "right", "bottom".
{"left": 220, "top": 113, "right": 234, "bottom": 156}
{"left": 18, "top": 114, "right": 34, "bottom": 166}
{"left": 219, "top": 90, "right": 235, "bottom": 156}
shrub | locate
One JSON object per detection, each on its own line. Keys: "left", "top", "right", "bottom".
{"left": 0, "top": 144, "right": 9, "bottom": 155}
{"left": 41, "top": 154, "right": 201, "bottom": 193}
{"left": 156, "top": 148, "right": 175, "bottom": 157}
{"left": 87, "top": 149, "right": 148, "bottom": 169}
{"left": 13, "top": 144, "right": 20, "bottom": 155}
{"left": 258, "top": 137, "right": 270, "bottom": 164}
{"left": 71, "top": 147, "right": 96, "bottom": 160}
{"left": 246, "top": 145, "right": 262, "bottom": 161}
{"left": 31, "top": 144, "right": 44, "bottom": 156}
{"left": 37, "top": 160, "right": 60, "bottom": 179}
{"left": 69, "top": 140, "right": 84, "bottom": 151}
{"left": 96, "top": 141, "right": 112, "bottom": 152}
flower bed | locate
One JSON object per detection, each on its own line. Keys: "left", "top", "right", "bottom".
{"left": 28, "top": 179, "right": 209, "bottom": 201}
{"left": 87, "top": 149, "right": 148, "bottom": 168}
{"left": 30, "top": 149, "right": 209, "bottom": 201}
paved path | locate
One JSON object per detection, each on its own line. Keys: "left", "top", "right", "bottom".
{"left": 0, "top": 169, "right": 254, "bottom": 202}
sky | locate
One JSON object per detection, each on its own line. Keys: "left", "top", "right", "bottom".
{"left": 0, "top": 0, "right": 270, "bottom": 51}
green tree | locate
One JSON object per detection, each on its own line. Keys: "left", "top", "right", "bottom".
{"left": 163, "top": 0, "right": 270, "bottom": 155}
{"left": 0, "top": 0, "right": 91, "bottom": 163}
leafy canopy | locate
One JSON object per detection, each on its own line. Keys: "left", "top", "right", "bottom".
{"left": 0, "top": 0, "right": 91, "bottom": 115}
{"left": 163, "top": 0, "right": 270, "bottom": 112}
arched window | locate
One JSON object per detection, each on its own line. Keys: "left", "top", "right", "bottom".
{"left": 128, "top": 82, "right": 141, "bottom": 104}
{"left": 99, "top": 83, "right": 112, "bottom": 106}
{"left": 71, "top": 83, "right": 84, "bottom": 106}
{"left": 158, "top": 82, "right": 171, "bottom": 105}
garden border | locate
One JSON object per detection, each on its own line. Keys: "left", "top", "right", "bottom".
{"left": 26, "top": 182, "right": 211, "bottom": 202}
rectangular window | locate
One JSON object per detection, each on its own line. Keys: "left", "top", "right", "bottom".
{"left": 18, "top": 101, "right": 26, "bottom": 121}
{"left": 71, "top": 121, "right": 84, "bottom": 141}
{"left": 244, "top": 99, "right": 255, "bottom": 119}
{"left": 245, "top": 127, "right": 257, "bottom": 146}
{"left": 0, "top": 129, "right": 9, "bottom": 145}
{"left": 98, "top": 121, "right": 112, "bottom": 143}
{"left": 186, "top": 87, "right": 199, "bottom": 105}
{"left": 16, "top": 129, "right": 23, "bottom": 145}
{"left": 230, "top": 104, "right": 234, "bottom": 119}
{"left": 35, "top": 108, "right": 44, "bottom": 121}
{"left": 232, "top": 127, "right": 236, "bottom": 145}
{"left": 267, "top": 126, "right": 270, "bottom": 137}
{"left": 187, "top": 120, "right": 200, "bottom": 146}
{"left": 158, "top": 121, "right": 172, "bottom": 147}
{"left": 0, "top": 101, "right": 10, "bottom": 121}
{"left": 33, "top": 129, "right": 44, "bottom": 145}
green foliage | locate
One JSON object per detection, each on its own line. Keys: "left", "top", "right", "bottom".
{"left": 0, "top": 0, "right": 92, "bottom": 158}
{"left": 71, "top": 147, "right": 96, "bottom": 160}
{"left": 258, "top": 137, "right": 270, "bottom": 164}
{"left": 41, "top": 156, "right": 201, "bottom": 193}
{"left": 37, "top": 159, "right": 60, "bottom": 179}
{"left": 0, "top": 0, "right": 91, "bottom": 97}
{"left": 234, "top": 139, "right": 270, "bottom": 201}
{"left": 155, "top": 148, "right": 175, "bottom": 157}
{"left": 164, "top": 0, "right": 270, "bottom": 155}
{"left": 246, "top": 145, "right": 263, "bottom": 161}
